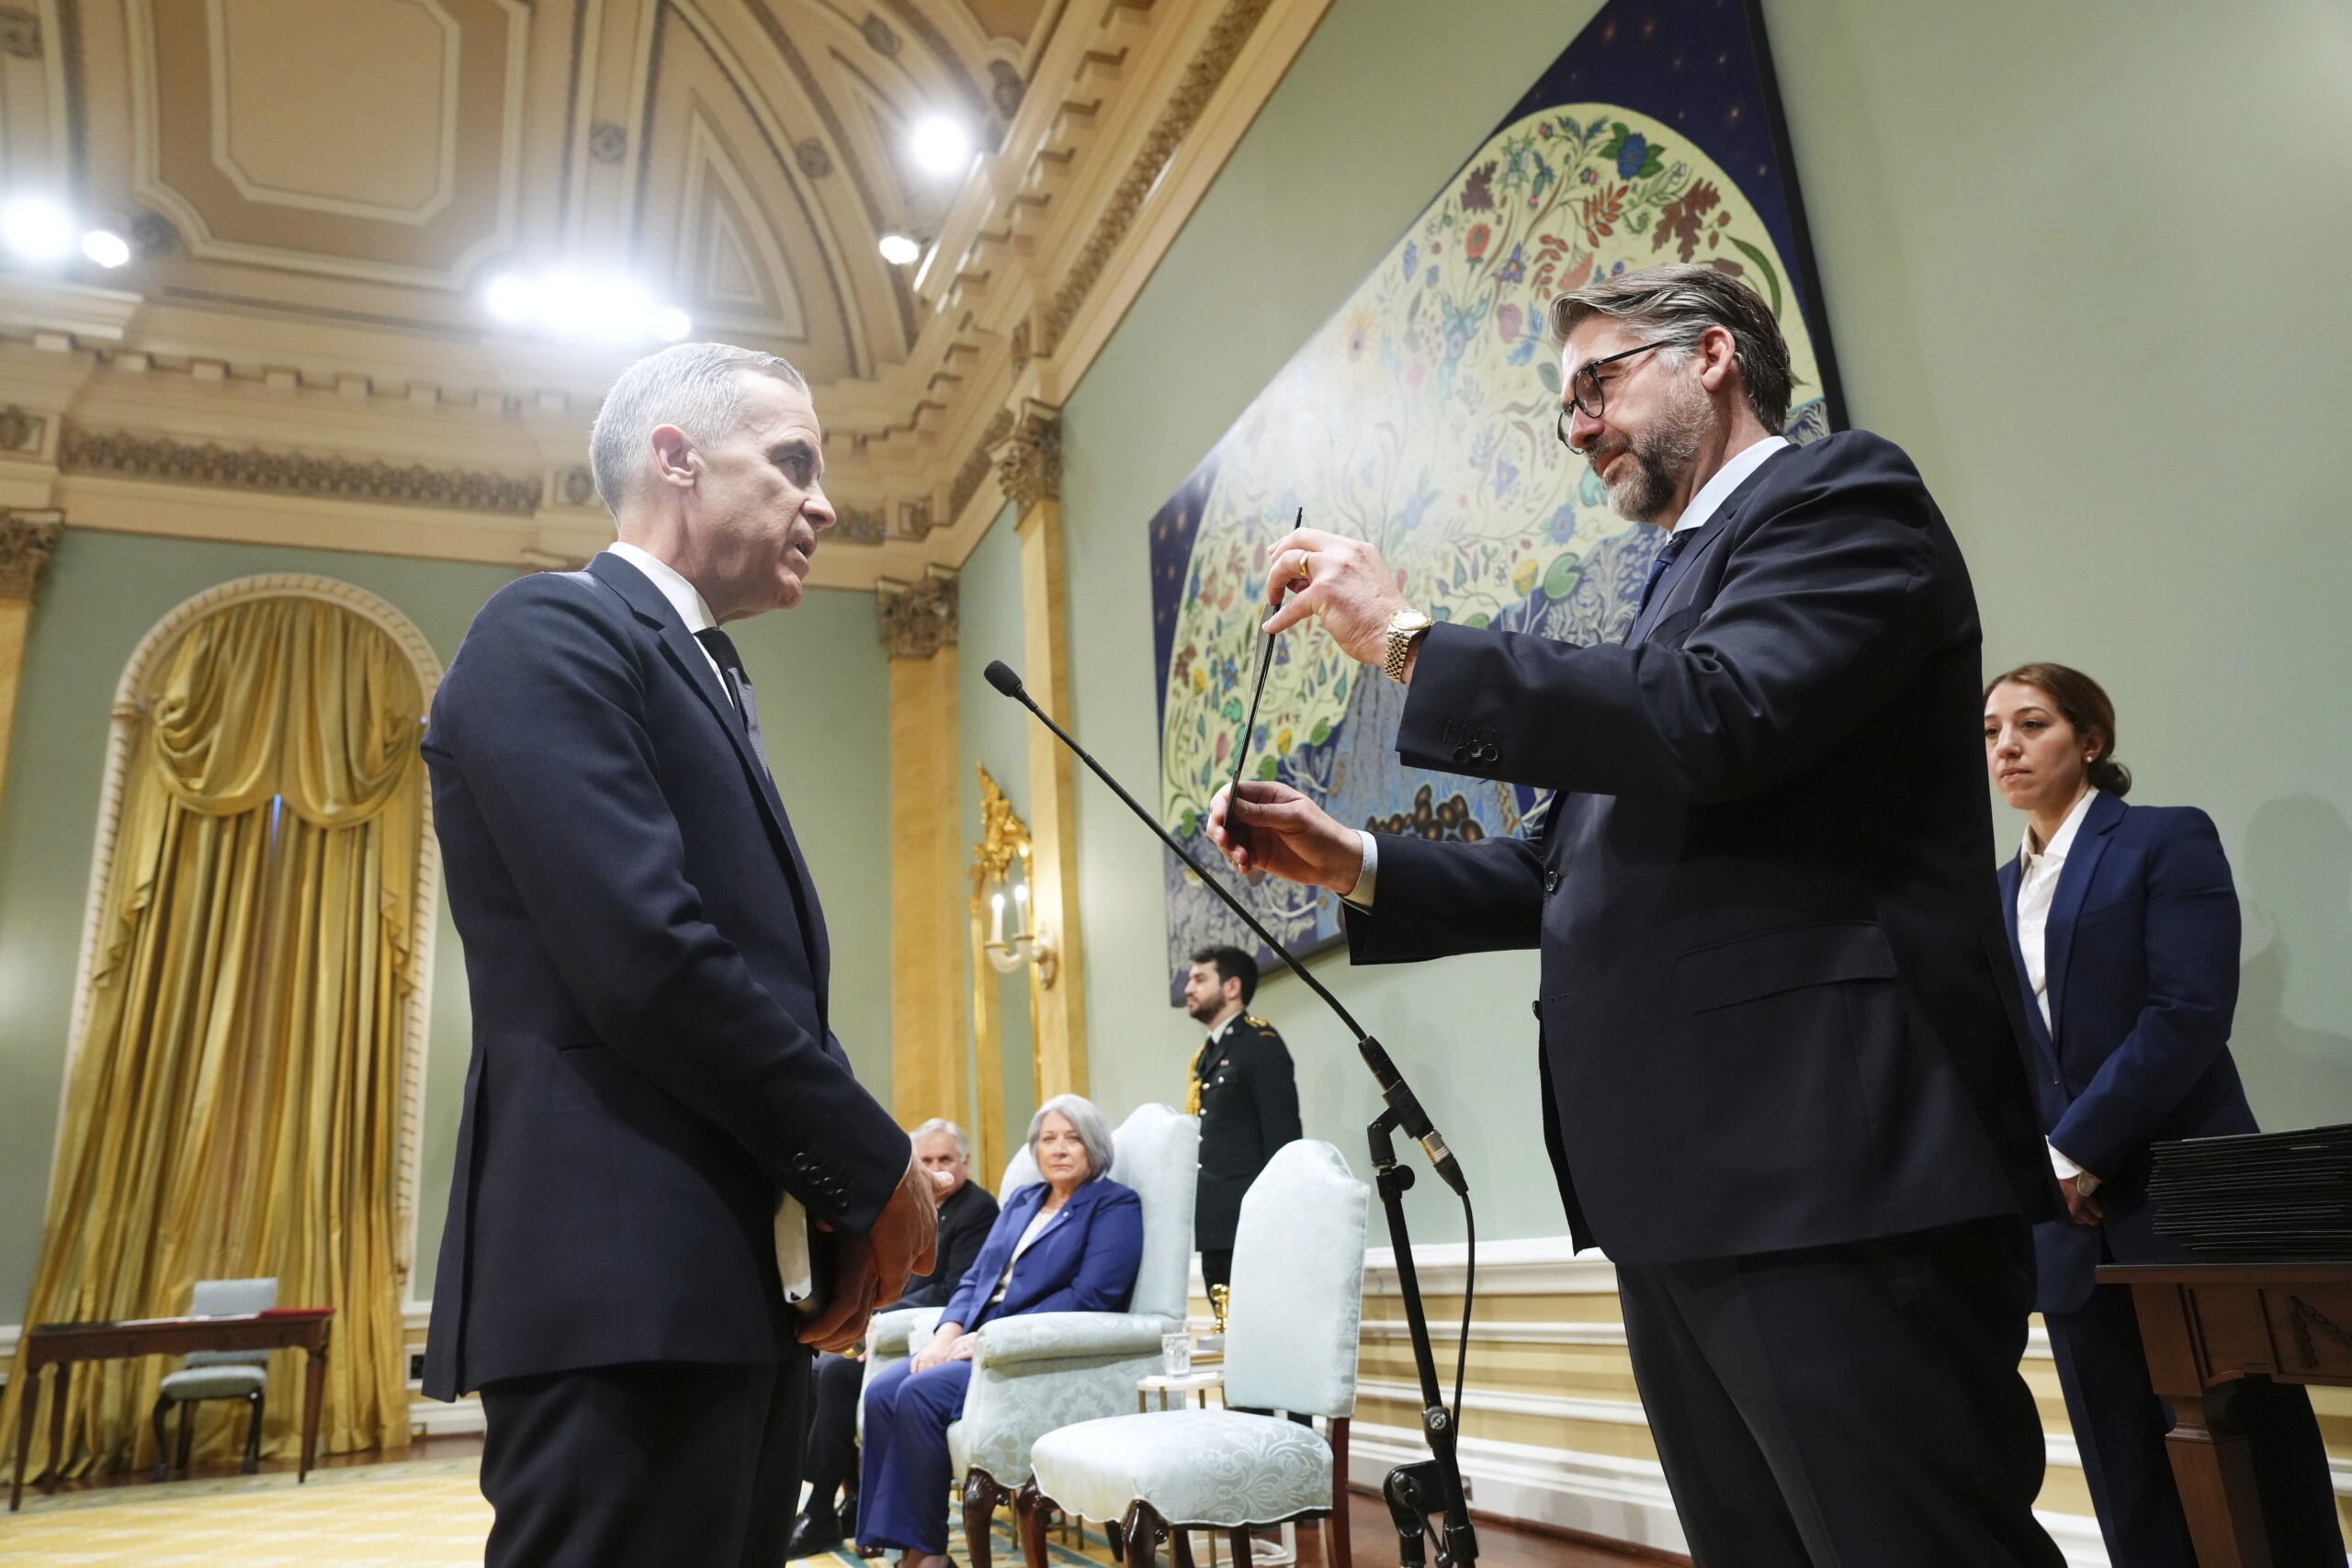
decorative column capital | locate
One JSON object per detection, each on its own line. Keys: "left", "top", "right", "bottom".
{"left": 0, "top": 510, "right": 62, "bottom": 600}
{"left": 876, "top": 571, "right": 958, "bottom": 660}
{"left": 992, "top": 401, "right": 1061, "bottom": 510}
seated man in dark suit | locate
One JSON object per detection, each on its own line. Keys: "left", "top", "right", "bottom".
{"left": 1213, "top": 264, "right": 2065, "bottom": 1566}
{"left": 791, "top": 1118, "right": 1001, "bottom": 1555}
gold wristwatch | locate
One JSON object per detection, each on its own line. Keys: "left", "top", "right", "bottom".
{"left": 1382, "top": 607, "right": 1433, "bottom": 683}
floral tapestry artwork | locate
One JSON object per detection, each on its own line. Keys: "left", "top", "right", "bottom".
{"left": 1148, "top": 0, "right": 1845, "bottom": 998}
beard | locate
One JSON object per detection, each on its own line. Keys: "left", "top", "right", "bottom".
{"left": 1186, "top": 996, "right": 1220, "bottom": 1025}
{"left": 1589, "top": 372, "right": 1708, "bottom": 524}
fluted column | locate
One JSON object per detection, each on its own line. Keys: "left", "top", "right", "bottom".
{"left": 0, "top": 511, "right": 62, "bottom": 826}
{"left": 997, "top": 406, "right": 1090, "bottom": 1101}
{"left": 880, "top": 573, "right": 969, "bottom": 1127}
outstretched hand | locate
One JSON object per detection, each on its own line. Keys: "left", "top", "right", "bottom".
{"left": 1208, "top": 780, "right": 1364, "bottom": 896}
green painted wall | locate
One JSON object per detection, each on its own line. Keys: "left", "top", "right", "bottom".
{"left": 0, "top": 529, "right": 895, "bottom": 1323}
{"left": 1020, "top": 0, "right": 2352, "bottom": 1244}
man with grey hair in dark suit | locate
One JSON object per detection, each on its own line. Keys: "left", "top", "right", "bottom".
{"left": 424, "top": 341, "right": 938, "bottom": 1567}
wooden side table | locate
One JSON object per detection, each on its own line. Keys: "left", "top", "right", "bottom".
{"left": 2098, "top": 1262, "right": 2352, "bottom": 1568}
{"left": 8, "top": 1307, "right": 334, "bottom": 1511}
{"left": 1136, "top": 1369, "right": 1225, "bottom": 1414}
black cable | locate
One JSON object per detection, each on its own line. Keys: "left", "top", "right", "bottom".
{"left": 1454, "top": 1197, "right": 1474, "bottom": 1428}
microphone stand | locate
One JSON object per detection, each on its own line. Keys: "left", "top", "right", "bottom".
{"left": 986, "top": 661, "right": 1477, "bottom": 1568}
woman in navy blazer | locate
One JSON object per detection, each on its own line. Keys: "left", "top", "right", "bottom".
{"left": 857, "top": 1094, "right": 1143, "bottom": 1566}
{"left": 1985, "top": 663, "right": 2338, "bottom": 1568}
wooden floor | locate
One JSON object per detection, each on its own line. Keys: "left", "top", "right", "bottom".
{"left": 32, "top": 1434, "right": 1688, "bottom": 1566}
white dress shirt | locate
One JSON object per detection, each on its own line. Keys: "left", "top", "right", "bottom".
{"left": 1345, "top": 434, "right": 1792, "bottom": 906}
{"left": 2017, "top": 786, "right": 2102, "bottom": 1190}
{"left": 601, "top": 542, "right": 815, "bottom": 1299}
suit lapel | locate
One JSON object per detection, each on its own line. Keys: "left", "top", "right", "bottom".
{"left": 586, "top": 554, "right": 831, "bottom": 1020}
{"left": 2043, "top": 793, "right": 2124, "bottom": 1038}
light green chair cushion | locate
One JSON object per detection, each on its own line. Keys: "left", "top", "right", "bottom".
{"left": 159, "top": 1365, "right": 266, "bottom": 1401}
{"left": 1030, "top": 1410, "right": 1331, "bottom": 1527}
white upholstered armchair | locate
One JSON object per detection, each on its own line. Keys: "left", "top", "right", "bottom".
{"left": 862, "top": 1102, "right": 1200, "bottom": 1568}
{"left": 1020, "top": 1139, "right": 1371, "bottom": 1568}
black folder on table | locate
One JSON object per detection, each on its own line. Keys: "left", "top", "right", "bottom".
{"left": 2149, "top": 1124, "right": 2352, "bottom": 1261}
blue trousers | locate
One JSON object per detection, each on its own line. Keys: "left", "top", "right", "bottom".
{"left": 857, "top": 1358, "right": 973, "bottom": 1555}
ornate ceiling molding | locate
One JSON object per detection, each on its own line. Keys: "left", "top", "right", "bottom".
{"left": 59, "top": 426, "right": 544, "bottom": 516}
{"left": 0, "top": 0, "right": 1335, "bottom": 589}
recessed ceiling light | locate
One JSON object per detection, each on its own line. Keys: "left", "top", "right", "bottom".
{"left": 877, "top": 232, "right": 921, "bottom": 265}
{"left": 80, "top": 229, "right": 131, "bottom": 268}
{"left": 1, "top": 197, "right": 75, "bottom": 263}
{"left": 484, "top": 272, "right": 534, "bottom": 323}
{"left": 908, "top": 115, "right": 971, "bottom": 178}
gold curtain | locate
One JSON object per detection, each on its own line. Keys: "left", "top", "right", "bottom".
{"left": 0, "top": 594, "right": 424, "bottom": 1480}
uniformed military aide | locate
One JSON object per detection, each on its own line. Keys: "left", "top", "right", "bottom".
{"left": 1183, "top": 945, "right": 1303, "bottom": 1291}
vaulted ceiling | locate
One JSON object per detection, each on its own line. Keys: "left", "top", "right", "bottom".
{"left": 0, "top": 0, "right": 1330, "bottom": 587}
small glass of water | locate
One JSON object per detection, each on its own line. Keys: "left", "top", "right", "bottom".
{"left": 1161, "top": 1330, "right": 1193, "bottom": 1377}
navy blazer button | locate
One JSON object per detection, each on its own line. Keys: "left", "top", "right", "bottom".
{"left": 1544, "top": 871, "right": 1561, "bottom": 893}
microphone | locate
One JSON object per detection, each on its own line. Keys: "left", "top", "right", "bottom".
{"left": 983, "top": 659, "right": 1466, "bottom": 1196}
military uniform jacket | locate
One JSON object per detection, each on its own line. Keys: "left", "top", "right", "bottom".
{"left": 1192, "top": 1014, "right": 1303, "bottom": 1250}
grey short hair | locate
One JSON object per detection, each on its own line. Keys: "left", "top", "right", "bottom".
{"left": 1028, "top": 1094, "right": 1114, "bottom": 1183}
{"left": 587, "top": 341, "right": 808, "bottom": 518}
{"left": 910, "top": 1117, "right": 971, "bottom": 1162}
{"left": 1549, "top": 263, "right": 1793, "bottom": 434}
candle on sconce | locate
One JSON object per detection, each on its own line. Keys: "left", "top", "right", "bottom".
{"left": 1013, "top": 882, "right": 1030, "bottom": 939}
{"left": 990, "top": 890, "right": 1006, "bottom": 945}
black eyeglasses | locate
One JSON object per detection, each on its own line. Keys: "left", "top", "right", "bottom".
{"left": 1555, "top": 341, "right": 1672, "bottom": 448}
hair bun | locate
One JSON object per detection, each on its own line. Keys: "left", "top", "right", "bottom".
{"left": 2088, "top": 758, "right": 2132, "bottom": 798}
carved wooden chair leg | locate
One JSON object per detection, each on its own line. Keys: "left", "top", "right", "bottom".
{"left": 1015, "top": 1480, "right": 1053, "bottom": 1568}
{"left": 174, "top": 1404, "right": 194, "bottom": 1475}
{"left": 149, "top": 1396, "right": 171, "bottom": 1483}
{"left": 1327, "top": 1417, "right": 1351, "bottom": 1568}
{"left": 1170, "top": 1517, "right": 1195, "bottom": 1568}
{"left": 1125, "top": 1502, "right": 1164, "bottom": 1568}
{"left": 963, "top": 1471, "right": 1001, "bottom": 1568}
{"left": 1228, "top": 1528, "right": 1251, "bottom": 1568}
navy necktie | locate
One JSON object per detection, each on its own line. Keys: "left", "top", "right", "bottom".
{"left": 694, "top": 626, "right": 774, "bottom": 784}
{"left": 1627, "top": 529, "right": 1691, "bottom": 640}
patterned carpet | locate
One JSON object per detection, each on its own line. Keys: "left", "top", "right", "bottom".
{"left": 0, "top": 1459, "right": 1123, "bottom": 1568}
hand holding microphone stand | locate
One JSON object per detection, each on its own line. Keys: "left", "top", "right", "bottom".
{"left": 985, "top": 657, "right": 1478, "bottom": 1568}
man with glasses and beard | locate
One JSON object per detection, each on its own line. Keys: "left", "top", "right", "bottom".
{"left": 1207, "top": 264, "right": 2065, "bottom": 1567}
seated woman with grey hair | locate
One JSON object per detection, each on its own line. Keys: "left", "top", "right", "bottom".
{"left": 857, "top": 1095, "right": 1143, "bottom": 1568}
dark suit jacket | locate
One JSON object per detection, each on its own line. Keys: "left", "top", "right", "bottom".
{"left": 941, "top": 1179, "right": 1143, "bottom": 1331}
{"left": 1347, "top": 431, "right": 2055, "bottom": 1265}
{"left": 1999, "top": 793, "right": 2257, "bottom": 1312}
{"left": 419, "top": 553, "right": 909, "bottom": 1398}
{"left": 900, "top": 1179, "right": 1001, "bottom": 1311}
{"left": 1193, "top": 1015, "right": 1303, "bottom": 1250}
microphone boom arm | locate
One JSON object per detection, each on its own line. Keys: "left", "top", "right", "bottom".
{"left": 985, "top": 658, "right": 1479, "bottom": 1568}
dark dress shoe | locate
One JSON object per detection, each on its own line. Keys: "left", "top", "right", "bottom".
{"left": 787, "top": 1508, "right": 845, "bottom": 1559}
